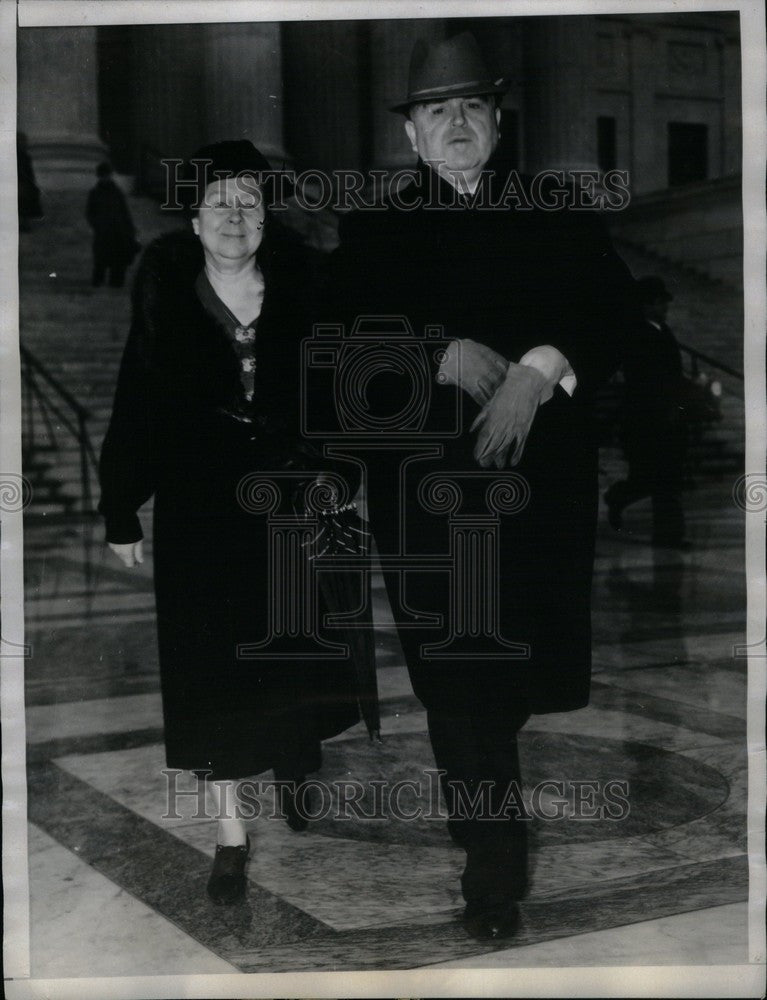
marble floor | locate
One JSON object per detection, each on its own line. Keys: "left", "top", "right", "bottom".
{"left": 9, "top": 470, "right": 765, "bottom": 992}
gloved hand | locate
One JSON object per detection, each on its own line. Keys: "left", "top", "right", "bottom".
{"left": 436, "top": 338, "right": 509, "bottom": 407}
{"left": 471, "top": 362, "right": 555, "bottom": 468}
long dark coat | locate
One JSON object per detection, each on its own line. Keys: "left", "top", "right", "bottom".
{"left": 99, "top": 229, "right": 359, "bottom": 780}
{"left": 86, "top": 178, "right": 137, "bottom": 266}
{"left": 327, "top": 160, "right": 641, "bottom": 716}
{"left": 621, "top": 318, "right": 686, "bottom": 490}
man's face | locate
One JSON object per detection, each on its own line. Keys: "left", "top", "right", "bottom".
{"left": 404, "top": 95, "right": 500, "bottom": 181}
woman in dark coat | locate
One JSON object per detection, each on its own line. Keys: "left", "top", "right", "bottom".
{"left": 99, "top": 141, "right": 359, "bottom": 904}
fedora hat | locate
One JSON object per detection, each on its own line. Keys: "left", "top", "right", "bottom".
{"left": 390, "top": 32, "right": 508, "bottom": 114}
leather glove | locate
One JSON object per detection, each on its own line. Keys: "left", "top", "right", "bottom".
{"left": 436, "top": 338, "right": 509, "bottom": 406}
{"left": 471, "top": 361, "right": 555, "bottom": 468}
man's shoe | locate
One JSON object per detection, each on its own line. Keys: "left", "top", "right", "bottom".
{"left": 206, "top": 835, "right": 250, "bottom": 905}
{"left": 462, "top": 897, "right": 520, "bottom": 940}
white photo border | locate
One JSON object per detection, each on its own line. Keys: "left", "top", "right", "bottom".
{"left": 2, "top": 1, "right": 765, "bottom": 997}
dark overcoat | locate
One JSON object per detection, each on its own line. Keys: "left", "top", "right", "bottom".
{"left": 99, "top": 228, "right": 360, "bottom": 780}
{"left": 327, "top": 160, "right": 641, "bottom": 716}
{"left": 86, "top": 178, "right": 138, "bottom": 266}
{"left": 621, "top": 317, "right": 686, "bottom": 486}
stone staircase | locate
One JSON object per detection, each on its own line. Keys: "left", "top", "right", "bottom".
{"left": 19, "top": 186, "right": 181, "bottom": 518}
{"left": 18, "top": 189, "right": 745, "bottom": 519}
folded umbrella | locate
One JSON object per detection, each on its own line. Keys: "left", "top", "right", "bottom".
{"left": 299, "top": 487, "right": 381, "bottom": 743}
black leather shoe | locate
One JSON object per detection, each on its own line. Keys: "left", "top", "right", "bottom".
{"left": 206, "top": 835, "right": 250, "bottom": 905}
{"left": 281, "top": 779, "right": 309, "bottom": 832}
{"left": 462, "top": 897, "right": 521, "bottom": 940}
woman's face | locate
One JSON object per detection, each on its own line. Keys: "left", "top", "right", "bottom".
{"left": 192, "top": 176, "right": 265, "bottom": 266}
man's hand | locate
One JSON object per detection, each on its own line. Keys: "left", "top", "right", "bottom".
{"left": 108, "top": 540, "right": 144, "bottom": 567}
{"left": 471, "top": 362, "right": 555, "bottom": 468}
{"left": 437, "top": 339, "right": 509, "bottom": 406}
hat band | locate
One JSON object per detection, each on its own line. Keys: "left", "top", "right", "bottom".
{"left": 408, "top": 77, "right": 502, "bottom": 100}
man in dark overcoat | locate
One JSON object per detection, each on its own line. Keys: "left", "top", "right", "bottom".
{"left": 604, "top": 275, "right": 688, "bottom": 547}
{"left": 325, "top": 32, "right": 641, "bottom": 939}
{"left": 86, "top": 161, "right": 138, "bottom": 287}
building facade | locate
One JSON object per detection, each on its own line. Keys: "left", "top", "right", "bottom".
{"left": 18, "top": 13, "right": 741, "bottom": 197}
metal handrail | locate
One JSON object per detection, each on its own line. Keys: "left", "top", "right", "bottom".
{"left": 678, "top": 342, "right": 744, "bottom": 383}
{"left": 20, "top": 344, "right": 99, "bottom": 514}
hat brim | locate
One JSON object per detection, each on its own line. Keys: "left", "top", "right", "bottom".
{"left": 389, "top": 79, "right": 508, "bottom": 114}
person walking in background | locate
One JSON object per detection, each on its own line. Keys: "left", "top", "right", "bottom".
{"left": 17, "top": 131, "right": 43, "bottom": 231}
{"left": 85, "top": 161, "right": 139, "bottom": 288}
{"left": 604, "top": 275, "right": 688, "bottom": 549}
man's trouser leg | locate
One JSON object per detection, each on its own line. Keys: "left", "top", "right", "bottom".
{"left": 651, "top": 426, "right": 686, "bottom": 543}
{"left": 426, "top": 705, "right": 531, "bottom": 903}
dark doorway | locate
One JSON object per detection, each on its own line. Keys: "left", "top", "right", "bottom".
{"left": 597, "top": 116, "right": 617, "bottom": 172}
{"left": 667, "top": 122, "right": 708, "bottom": 186}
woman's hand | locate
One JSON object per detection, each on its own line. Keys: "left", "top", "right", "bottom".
{"left": 108, "top": 540, "right": 144, "bottom": 567}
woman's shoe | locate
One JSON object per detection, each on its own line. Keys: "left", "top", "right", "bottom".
{"left": 206, "top": 834, "right": 250, "bottom": 905}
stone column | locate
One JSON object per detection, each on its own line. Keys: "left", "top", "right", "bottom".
{"left": 131, "top": 25, "right": 205, "bottom": 162}
{"left": 523, "top": 17, "right": 598, "bottom": 174}
{"left": 17, "top": 27, "right": 107, "bottom": 188}
{"left": 201, "top": 22, "right": 288, "bottom": 166}
{"left": 126, "top": 25, "right": 205, "bottom": 200}
{"left": 368, "top": 19, "right": 446, "bottom": 170}
{"left": 625, "top": 24, "right": 663, "bottom": 195}
{"left": 283, "top": 20, "right": 364, "bottom": 173}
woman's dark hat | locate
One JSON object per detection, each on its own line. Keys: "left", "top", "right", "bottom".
{"left": 390, "top": 32, "right": 508, "bottom": 114}
{"left": 182, "top": 139, "right": 291, "bottom": 212}
{"left": 193, "top": 139, "right": 272, "bottom": 181}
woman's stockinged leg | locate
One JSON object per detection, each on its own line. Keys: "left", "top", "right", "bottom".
{"left": 205, "top": 778, "right": 251, "bottom": 905}
{"left": 205, "top": 779, "right": 248, "bottom": 846}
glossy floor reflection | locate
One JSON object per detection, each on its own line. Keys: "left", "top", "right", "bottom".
{"left": 23, "top": 473, "right": 752, "bottom": 974}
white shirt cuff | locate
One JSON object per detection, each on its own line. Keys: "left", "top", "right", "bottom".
{"left": 519, "top": 345, "right": 577, "bottom": 397}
